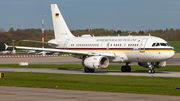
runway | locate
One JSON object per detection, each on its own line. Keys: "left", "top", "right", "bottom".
{"left": 0, "top": 53, "right": 180, "bottom": 78}
{"left": 0, "top": 67, "right": 180, "bottom": 78}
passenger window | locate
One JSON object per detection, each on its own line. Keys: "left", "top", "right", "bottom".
{"left": 156, "top": 43, "right": 160, "bottom": 46}
{"left": 152, "top": 43, "right": 156, "bottom": 47}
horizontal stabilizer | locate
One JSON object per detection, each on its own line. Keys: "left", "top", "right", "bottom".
{"left": 22, "top": 40, "right": 59, "bottom": 45}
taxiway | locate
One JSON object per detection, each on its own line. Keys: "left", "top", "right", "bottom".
{"left": 1, "top": 86, "right": 179, "bottom": 101}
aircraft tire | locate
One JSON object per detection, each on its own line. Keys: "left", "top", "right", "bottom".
{"left": 89, "top": 69, "right": 95, "bottom": 73}
{"left": 152, "top": 69, "right": 155, "bottom": 73}
{"left": 84, "top": 67, "right": 90, "bottom": 73}
{"left": 148, "top": 69, "right": 151, "bottom": 74}
{"left": 148, "top": 69, "right": 155, "bottom": 74}
{"left": 127, "top": 66, "right": 131, "bottom": 72}
{"left": 121, "top": 66, "right": 126, "bottom": 72}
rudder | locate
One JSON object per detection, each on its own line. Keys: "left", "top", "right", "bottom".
{"left": 51, "top": 4, "right": 74, "bottom": 39}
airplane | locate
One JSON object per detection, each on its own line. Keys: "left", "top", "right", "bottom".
{"left": 2, "top": 50, "right": 10, "bottom": 54}
{"left": 35, "top": 51, "right": 59, "bottom": 55}
{"left": 6, "top": 4, "right": 175, "bottom": 74}
{"left": 23, "top": 50, "right": 36, "bottom": 54}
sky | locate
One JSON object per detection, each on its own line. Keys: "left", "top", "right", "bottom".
{"left": 1, "top": 0, "right": 180, "bottom": 32}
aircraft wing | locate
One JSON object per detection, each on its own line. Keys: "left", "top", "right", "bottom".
{"left": 14, "top": 46, "right": 116, "bottom": 57}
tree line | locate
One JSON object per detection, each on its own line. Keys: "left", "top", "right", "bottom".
{"left": 0, "top": 27, "right": 179, "bottom": 51}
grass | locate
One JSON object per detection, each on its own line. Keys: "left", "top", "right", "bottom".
{"left": 168, "top": 41, "right": 180, "bottom": 52}
{"left": 0, "top": 72, "right": 180, "bottom": 95}
{"left": 1, "top": 64, "right": 180, "bottom": 72}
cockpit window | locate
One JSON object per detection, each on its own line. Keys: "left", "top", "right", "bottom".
{"left": 160, "top": 43, "right": 167, "bottom": 46}
{"left": 152, "top": 42, "right": 170, "bottom": 47}
{"left": 152, "top": 43, "right": 156, "bottom": 47}
{"left": 156, "top": 43, "right": 160, "bottom": 46}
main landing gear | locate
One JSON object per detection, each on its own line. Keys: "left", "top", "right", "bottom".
{"left": 84, "top": 67, "right": 95, "bottom": 73}
{"left": 121, "top": 63, "right": 131, "bottom": 72}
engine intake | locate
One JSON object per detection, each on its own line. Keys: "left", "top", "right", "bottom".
{"left": 83, "top": 56, "right": 109, "bottom": 69}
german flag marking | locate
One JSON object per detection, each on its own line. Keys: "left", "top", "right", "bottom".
{"left": 55, "top": 13, "right": 59, "bottom": 17}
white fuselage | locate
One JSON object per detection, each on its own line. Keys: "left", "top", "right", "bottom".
{"left": 48, "top": 35, "right": 175, "bottom": 63}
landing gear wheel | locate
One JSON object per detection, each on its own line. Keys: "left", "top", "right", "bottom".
{"left": 148, "top": 69, "right": 155, "bottom": 74}
{"left": 127, "top": 66, "right": 131, "bottom": 72}
{"left": 121, "top": 65, "right": 131, "bottom": 72}
{"left": 121, "top": 66, "right": 126, "bottom": 72}
{"left": 152, "top": 69, "right": 155, "bottom": 73}
{"left": 84, "top": 67, "right": 95, "bottom": 73}
{"left": 89, "top": 69, "right": 95, "bottom": 73}
{"left": 84, "top": 67, "right": 89, "bottom": 73}
{"left": 148, "top": 69, "right": 152, "bottom": 74}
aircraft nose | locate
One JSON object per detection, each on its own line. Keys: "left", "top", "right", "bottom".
{"left": 166, "top": 48, "right": 175, "bottom": 59}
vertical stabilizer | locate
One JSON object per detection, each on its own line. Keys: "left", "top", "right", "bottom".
{"left": 51, "top": 4, "right": 74, "bottom": 39}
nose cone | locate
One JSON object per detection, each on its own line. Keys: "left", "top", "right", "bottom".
{"left": 166, "top": 48, "right": 175, "bottom": 60}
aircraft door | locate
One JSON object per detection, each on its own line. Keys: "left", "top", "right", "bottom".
{"left": 106, "top": 42, "right": 110, "bottom": 50}
{"left": 139, "top": 38, "right": 147, "bottom": 52}
{"left": 64, "top": 39, "right": 70, "bottom": 49}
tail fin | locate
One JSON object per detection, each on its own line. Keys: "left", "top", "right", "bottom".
{"left": 4, "top": 43, "right": 8, "bottom": 50}
{"left": 51, "top": 4, "right": 74, "bottom": 39}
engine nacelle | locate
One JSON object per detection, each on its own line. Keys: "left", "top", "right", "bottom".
{"left": 138, "top": 61, "right": 166, "bottom": 68}
{"left": 83, "top": 56, "right": 109, "bottom": 69}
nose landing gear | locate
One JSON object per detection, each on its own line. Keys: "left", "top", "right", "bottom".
{"left": 148, "top": 62, "right": 155, "bottom": 74}
{"left": 148, "top": 69, "right": 155, "bottom": 74}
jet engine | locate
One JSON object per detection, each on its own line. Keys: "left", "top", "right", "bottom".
{"left": 138, "top": 61, "right": 166, "bottom": 68}
{"left": 83, "top": 56, "right": 109, "bottom": 69}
